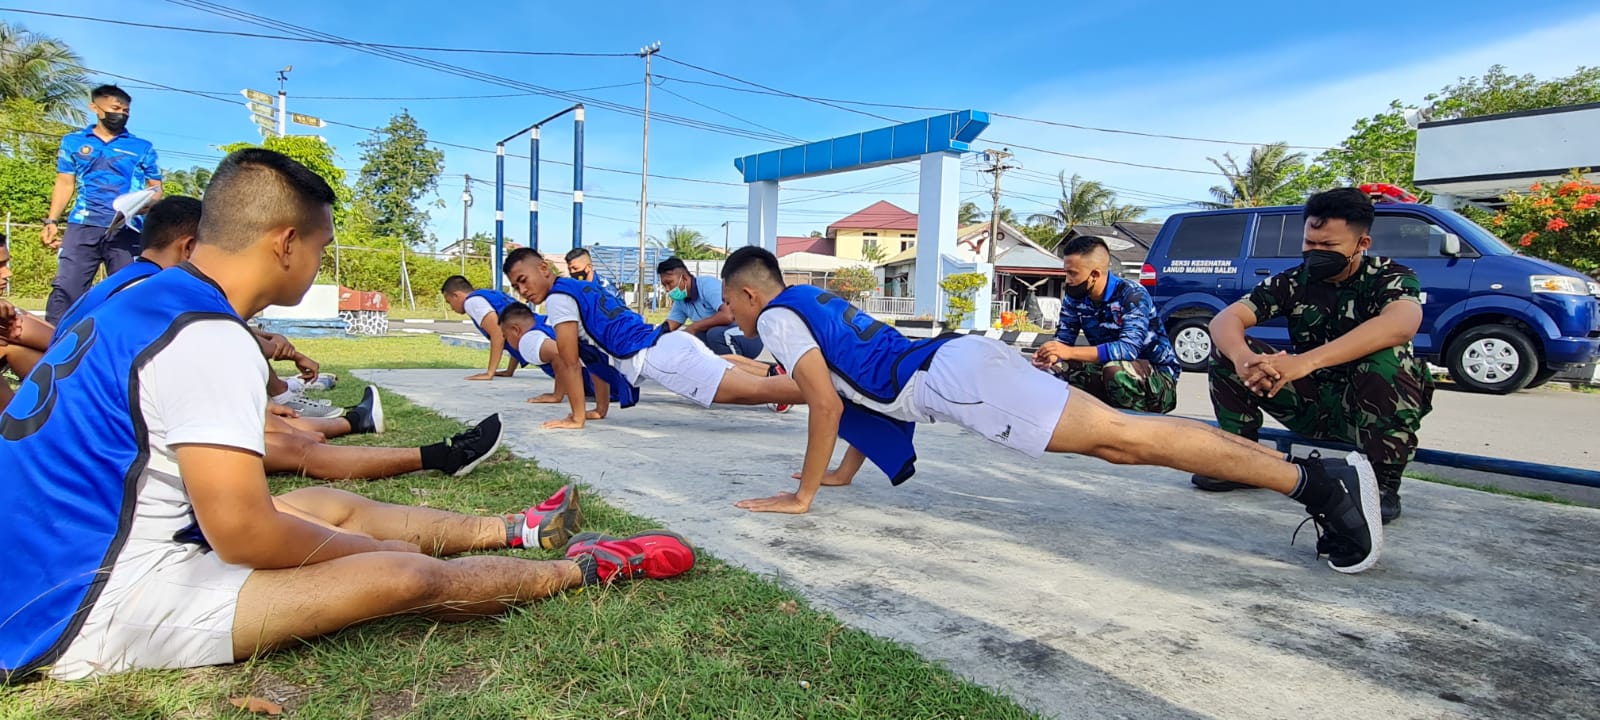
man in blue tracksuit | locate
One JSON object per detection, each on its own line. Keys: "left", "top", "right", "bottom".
{"left": 501, "top": 247, "right": 802, "bottom": 431}
{"left": 43, "top": 85, "right": 163, "bottom": 325}
{"left": 716, "top": 246, "right": 1385, "bottom": 575}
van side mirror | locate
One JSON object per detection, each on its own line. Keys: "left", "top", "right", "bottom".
{"left": 1442, "top": 233, "right": 1461, "bottom": 257}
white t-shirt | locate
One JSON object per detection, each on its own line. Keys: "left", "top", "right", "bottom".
{"left": 462, "top": 294, "right": 494, "bottom": 328}
{"left": 544, "top": 293, "right": 647, "bottom": 383}
{"left": 757, "top": 308, "right": 929, "bottom": 423}
{"left": 517, "top": 327, "right": 552, "bottom": 365}
{"left": 123, "top": 320, "right": 270, "bottom": 547}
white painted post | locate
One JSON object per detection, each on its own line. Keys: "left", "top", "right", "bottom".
{"left": 746, "top": 180, "right": 779, "bottom": 252}
{"left": 916, "top": 151, "right": 965, "bottom": 319}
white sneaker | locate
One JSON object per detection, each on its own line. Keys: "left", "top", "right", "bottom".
{"left": 280, "top": 395, "right": 344, "bottom": 418}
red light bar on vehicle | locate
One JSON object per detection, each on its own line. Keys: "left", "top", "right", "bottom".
{"left": 1359, "top": 183, "right": 1418, "bottom": 204}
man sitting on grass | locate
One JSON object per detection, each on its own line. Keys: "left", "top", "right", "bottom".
{"left": 0, "top": 299, "right": 53, "bottom": 413}
{"left": 0, "top": 148, "right": 695, "bottom": 682}
{"left": 502, "top": 247, "right": 804, "bottom": 430}
{"left": 717, "top": 245, "right": 1384, "bottom": 575}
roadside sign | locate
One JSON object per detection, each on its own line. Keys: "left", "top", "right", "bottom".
{"left": 241, "top": 88, "right": 273, "bottom": 104}
{"left": 290, "top": 112, "right": 325, "bottom": 128}
{"left": 246, "top": 101, "right": 276, "bottom": 119}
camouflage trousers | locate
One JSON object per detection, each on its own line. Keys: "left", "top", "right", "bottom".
{"left": 1052, "top": 359, "right": 1179, "bottom": 414}
{"left": 1208, "top": 338, "right": 1434, "bottom": 481}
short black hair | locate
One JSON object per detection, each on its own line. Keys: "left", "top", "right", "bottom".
{"left": 200, "top": 148, "right": 337, "bottom": 252}
{"left": 564, "top": 247, "right": 591, "bottom": 262}
{"left": 498, "top": 301, "right": 535, "bottom": 327}
{"left": 721, "top": 246, "right": 785, "bottom": 290}
{"left": 504, "top": 247, "right": 546, "bottom": 272}
{"left": 91, "top": 84, "right": 131, "bottom": 104}
{"left": 656, "top": 257, "right": 687, "bottom": 276}
{"left": 1304, "top": 188, "right": 1375, "bottom": 235}
{"left": 440, "top": 275, "right": 474, "bottom": 295}
{"left": 141, "top": 196, "right": 202, "bottom": 252}
{"left": 1059, "top": 235, "right": 1109, "bottom": 260}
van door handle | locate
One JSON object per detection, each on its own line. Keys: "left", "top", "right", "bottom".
{"left": 1254, "top": 269, "right": 1271, "bottom": 275}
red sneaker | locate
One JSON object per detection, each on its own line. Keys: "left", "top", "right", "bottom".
{"left": 512, "top": 485, "right": 582, "bottom": 550}
{"left": 565, "top": 530, "right": 696, "bottom": 584}
{"left": 768, "top": 363, "right": 792, "bottom": 413}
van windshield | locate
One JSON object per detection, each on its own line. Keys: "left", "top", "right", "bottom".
{"left": 1436, "top": 209, "right": 1515, "bottom": 256}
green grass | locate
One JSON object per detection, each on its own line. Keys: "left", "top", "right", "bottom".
{"left": 1407, "top": 472, "right": 1581, "bottom": 506}
{"left": 0, "top": 336, "right": 1035, "bottom": 720}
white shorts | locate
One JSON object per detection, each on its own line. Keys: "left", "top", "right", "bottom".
{"left": 914, "top": 336, "right": 1069, "bottom": 458}
{"left": 49, "top": 544, "right": 253, "bottom": 679}
{"left": 638, "top": 331, "right": 734, "bottom": 408}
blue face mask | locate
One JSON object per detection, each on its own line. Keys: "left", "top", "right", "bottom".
{"left": 667, "top": 288, "right": 688, "bottom": 302}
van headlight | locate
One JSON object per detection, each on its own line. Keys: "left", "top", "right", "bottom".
{"left": 1530, "top": 275, "right": 1590, "bottom": 295}
{"left": 1588, "top": 280, "right": 1600, "bottom": 297}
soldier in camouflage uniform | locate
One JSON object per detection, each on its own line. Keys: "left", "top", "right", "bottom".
{"left": 1033, "top": 236, "right": 1181, "bottom": 414}
{"left": 1201, "top": 188, "right": 1432, "bottom": 523}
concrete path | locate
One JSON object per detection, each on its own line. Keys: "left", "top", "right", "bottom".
{"left": 358, "top": 368, "right": 1600, "bottom": 720}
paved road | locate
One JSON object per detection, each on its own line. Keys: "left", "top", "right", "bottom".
{"left": 359, "top": 368, "right": 1600, "bottom": 720}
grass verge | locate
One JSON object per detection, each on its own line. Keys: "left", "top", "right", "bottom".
{"left": 0, "top": 335, "right": 1036, "bottom": 720}
{"left": 1407, "top": 473, "right": 1581, "bottom": 506}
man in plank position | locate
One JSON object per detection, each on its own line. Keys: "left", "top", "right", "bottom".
{"left": 0, "top": 149, "right": 695, "bottom": 681}
{"left": 718, "top": 246, "right": 1384, "bottom": 574}
{"left": 501, "top": 247, "right": 803, "bottom": 430}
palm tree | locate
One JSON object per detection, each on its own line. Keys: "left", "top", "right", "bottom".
{"left": 1028, "top": 173, "right": 1118, "bottom": 231}
{"left": 0, "top": 23, "right": 89, "bottom": 125}
{"left": 1206, "top": 143, "right": 1308, "bottom": 208}
{"left": 662, "top": 225, "right": 718, "bottom": 260}
{"left": 958, "top": 201, "right": 985, "bottom": 225}
{"left": 1095, "top": 203, "right": 1146, "bottom": 225}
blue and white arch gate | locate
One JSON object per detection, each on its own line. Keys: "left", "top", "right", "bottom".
{"left": 733, "top": 110, "right": 994, "bottom": 326}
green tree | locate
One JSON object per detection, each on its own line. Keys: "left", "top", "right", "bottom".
{"left": 0, "top": 98, "right": 70, "bottom": 225}
{"left": 1029, "top": 173, "right": 1120, "bottom": 231}
{"left": 1021, "top": 223, "right": 1061, "bottom": 248}
{"left": 1206, "top": 143, "right": 1311, "bottom": 208}
{"left": 661, "top": 225, "right": 719, "bottom": 259}
{"left": 0, "top": 22, "right": 89, "bottom": 125}
{"left": 860, "top": 240, "right": 887, "bottom": 263}
{"left": 959, "top": 201, "right": 984, "bottom": 225}
{"left": 355, "top": 110, "right": 445, "bottom": 248}
{"left": 1315, "top": 65, "right": 1600, "bottom": 194}
{"left": 827, "top": 265, "right": 879, "bottom": 300}
{"left": 162, "top": 166, "right": 213, "bottom": 198}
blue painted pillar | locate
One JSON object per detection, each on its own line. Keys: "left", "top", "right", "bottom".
{"left": 494, "top": 143, "right": 506, "bottom": 291}
{"left": 529, "top": 127, "right": 540, "bottom": 252}
{"left": 746, "top": 180, "right": 779, "bottom": 252}
{"left": 573, "top": 106, "right": 585, "bottom": 249}
{"left": 916, "top": 151, "right": 981, "bottom": 322}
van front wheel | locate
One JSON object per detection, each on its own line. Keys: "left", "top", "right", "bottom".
{"left": 1446, "top": 325, "right": 1540, "bottom": 394}
{"left": 1169, "top": 318, "right": 1214, "bottom": 373}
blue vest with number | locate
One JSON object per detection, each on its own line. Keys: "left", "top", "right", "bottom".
{"left": 546, "top": 277, "right": 662, "bottom": 358}
{"left": 51, "top": 258, "right": 164, "bottom": 345}
{"left": 0, "top": 265, "right": 243, "bottom": 681}
{"left": 466, "top": 289, "right": 528, "bottom": 366}
{"left": 764, "top": 285, "right": 956, "bottom": 485}
{"left": 528, "top": 315, "right": 640, "bottom": 409}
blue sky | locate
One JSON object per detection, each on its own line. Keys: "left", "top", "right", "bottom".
{"left": 9, "top": 0, "right": 1599, "bottom": 255}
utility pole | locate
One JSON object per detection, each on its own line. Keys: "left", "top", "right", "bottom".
{"left": 635, "top": 41, "right": 662, "bottom": 314}
{"left": 460, "top": 174, "right": 473, "bottom": 276}
{"left": 276, "top": 66, "right": 291, "bottom": 138}
{"left": 980, "top": 148, "right": 1015, "bottom": 266}
{"left": 722, "top": 221, "right": 731, "bottom": 256}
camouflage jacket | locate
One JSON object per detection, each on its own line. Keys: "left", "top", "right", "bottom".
{"left": 1241, "top": 255, "right": 1423, "bottom": 357}
{"left": 1056, "top": 275, "right": 1181, "bottom": 379}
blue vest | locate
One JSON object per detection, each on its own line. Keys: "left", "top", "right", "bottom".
{"left": 764, "top": 285, "right": 955, "bottom": 485}
{"left": 0, "top": 265, "right": 243, "bottom": 680}
{"left": 466, "top": 289, "right": 527, "bottom": 366}
{"left": 528, "top": 314, "right": 640, "bottom": 409}
{"left": 546, "top": 277, "right": 662, "bottom": 359}
{"left": 51, "top": 258, "right": 164, "bottom": 345}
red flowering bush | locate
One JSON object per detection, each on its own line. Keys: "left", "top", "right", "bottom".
{"left": 1493, "top": 170, "right": 1600, "bottom": 275}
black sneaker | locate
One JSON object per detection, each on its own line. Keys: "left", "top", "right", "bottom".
{"left": 343, "top": 386, "right": 385, "bottom": 435}
{"left": 438, "top": 414, "right": 504, "bottom": 477}
{"left": 1294, "top": 452, "right": 1383, "bottom": 574}
{"left": 1191, "top": 474, "right": 1260, "bottom": 492}
{"left": 1380, "top": 485, "right": 1402, "bottom": 525}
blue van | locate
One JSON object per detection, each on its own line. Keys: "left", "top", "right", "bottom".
{"left": 1143, "top": 203, "right": 1600, "bottom": 393}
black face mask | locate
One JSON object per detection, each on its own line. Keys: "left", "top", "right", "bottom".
{"left": 1303, "top": 249, "right": 1356, "bottom": 283}
{"left": 571, "top": 270, "right": 589, "bottom": 280}
{"left": 99, "top": 112, "right": 128, "bottom": 133}
{"left": 1064, "top": 274, "right": 1095, "bottom": 300}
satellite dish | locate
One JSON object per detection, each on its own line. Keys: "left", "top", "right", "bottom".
{"left": 1101, "top": 237, "right": 1135, "bottom": 252}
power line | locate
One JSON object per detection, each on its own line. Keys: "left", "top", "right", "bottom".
{"left": 0, "top": 7, "right": 637, "bottom": 56}
{"left": 656, "top": 55, "right": 902, "bottom": 124}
